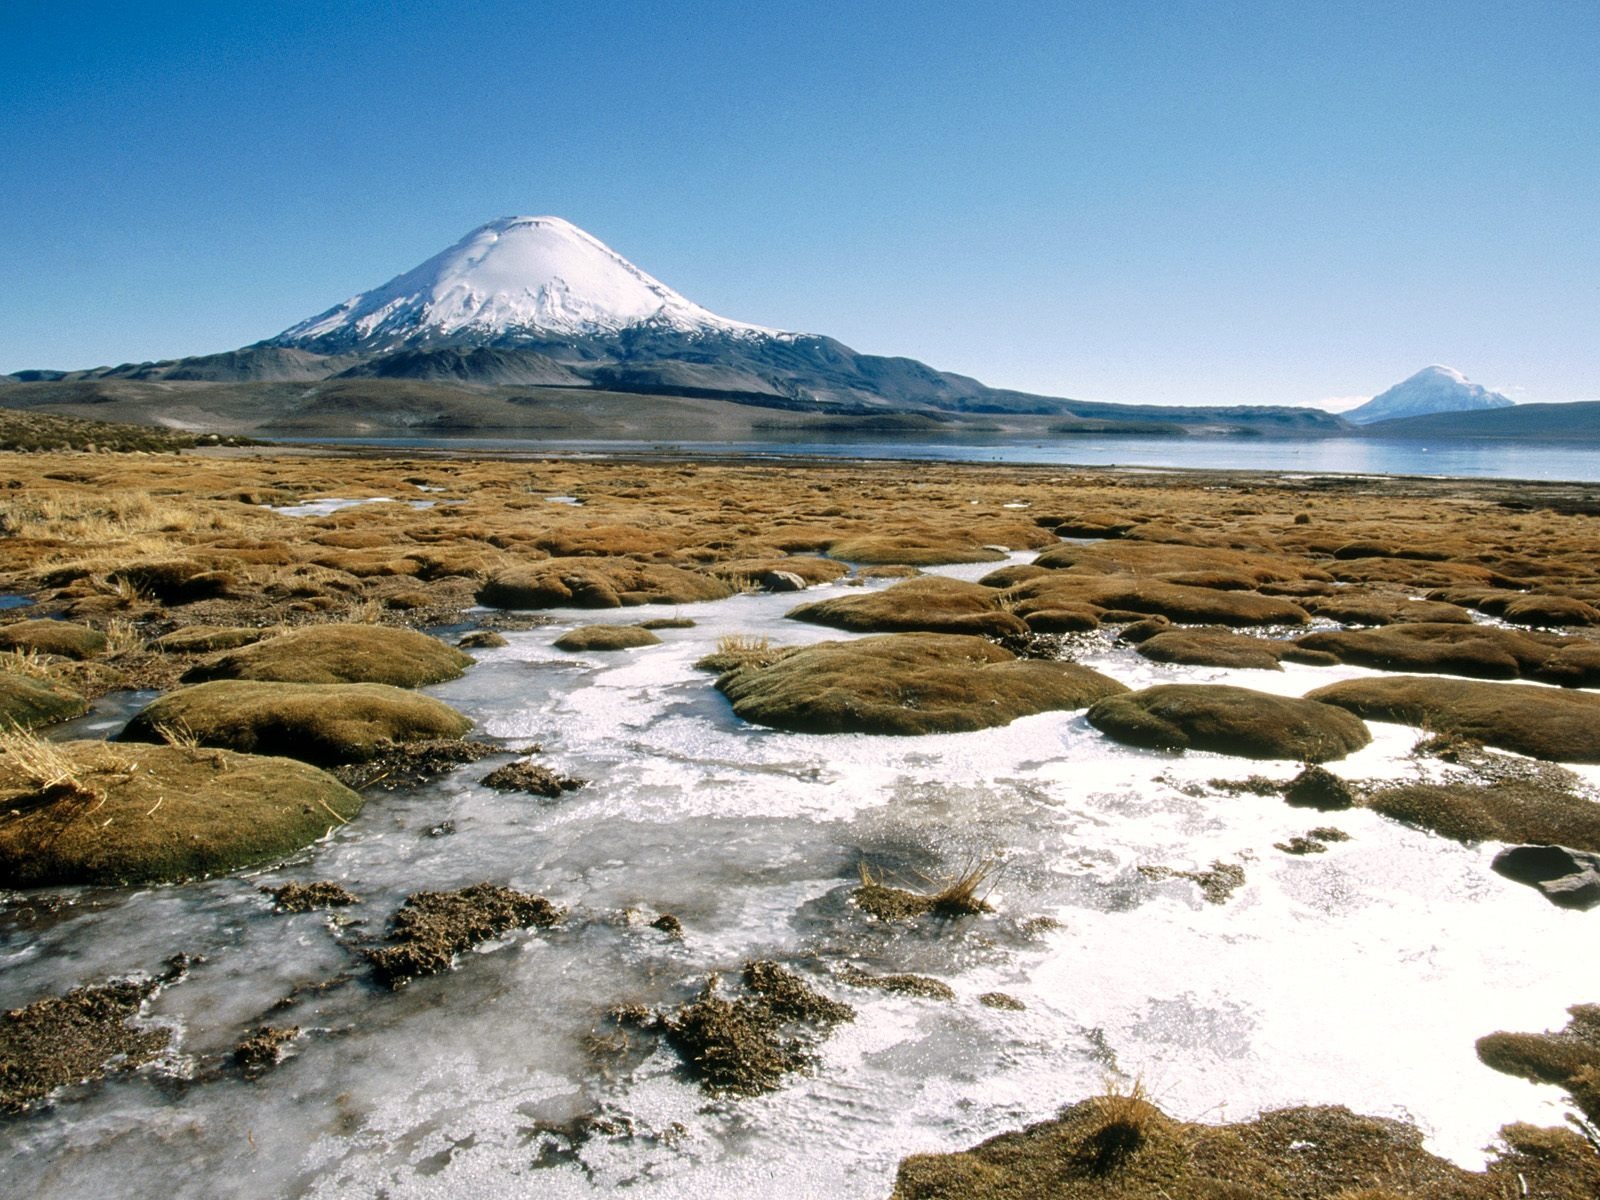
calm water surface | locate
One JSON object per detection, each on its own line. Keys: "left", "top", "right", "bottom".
{"left": 273, "top": 434, "right": 1600, "bottom": 483}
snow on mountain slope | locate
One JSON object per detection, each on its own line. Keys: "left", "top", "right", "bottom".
{"left": 275, "top": 216, "right": 783, "bottom": 350}
{"left": 1345, "top": 365, "right": 1514, "bottom": 425}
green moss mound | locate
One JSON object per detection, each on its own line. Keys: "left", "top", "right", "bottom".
{"left": 788, "top": 576, "right": 1027, "bottom": 638}
{"left": 0, "top": 740, "right": 362, "bottom": 886}
{"left": 476, "top": 557, "right": 732, "bottom": 609}
{"left": 716, "top": 633, "right": 1127, "bottom": 735}
{"left": 0, "top": 672, "right": 87, "bottom": 729}
{"left": 0, "top": 619, "right": 106, "bottom": 660}
{"left": 1086, "top": 684, "right": 1371, "bottom": 761}
{"left": 552, "top": 624, "right": 662, "bottom": 651}
{"left": 1307, "top": 675, "right": 1600, "bottom": 762}
{"left": 120, "top": 680, "right": 472, "bottom": 765}
{"left": 891, "top": 1094, "right": 1600, "bottom": 1199}
{"left": 182, "top": 623, "right": 471, "bottom": 687}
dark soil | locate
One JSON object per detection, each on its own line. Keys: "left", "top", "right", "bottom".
{"left": 1, "top": 979, "right": 169, "bottom": 1113}
{"left": 263, "top": 881, "right": 361, "bottom": 912}
{"left": 661, "top": 960, "right": 854, "bottom": 1095}
{"left": 479, "top": 760, "right": 587, "bottom": 798}
{"left": 366, "top": 883, "right": 564, "bottom": 989}
{"left": 649, "top": 913, "right": 683, "bottom": 937}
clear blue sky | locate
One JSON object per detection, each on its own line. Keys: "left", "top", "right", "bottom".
{"left": 2, "top": 1, "right": 1596, "bottom": 406}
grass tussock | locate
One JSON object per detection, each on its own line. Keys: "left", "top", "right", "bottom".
{"left": 0, "top": 724, "right": 92, "bottom": 797}
{"left": 854, "top": 859, "right": 997, "bottom": 921}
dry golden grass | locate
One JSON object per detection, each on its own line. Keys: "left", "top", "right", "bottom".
{"left": 101, "top": 618, "right": 145, "bottom": 656}
{"left": 0, "top": 724, "right": 83, "bottom": 793}
{"left": 0, "top": 648, "right": 59, "bottom": 681}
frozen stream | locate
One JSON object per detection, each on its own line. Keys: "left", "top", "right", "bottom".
{"left": 2, "top": 557, "right": 1596, "bottom": 1198}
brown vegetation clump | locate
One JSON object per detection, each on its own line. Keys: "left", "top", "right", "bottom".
{"left": 0, "top": 670, "right": 88, "bottom": 729}
{"left": 233, "top": 1025, "right": 299, "bottom": 1078}
{"left": 120, "top": 680, "right": 472, "bottom": 765}
{"left": 1477, "top": 1005, "right": 1600, "bottom": 1127}
{"left": 837, "top": 966, "right": 955, "bottom": 1002}
{"left": 1007, "top": 573, "right": 1311, "bottom": 629}
{"left": 1302, "top": 594, "right": 1473, "bottom": 626}
{"left": 262, "top": 881, "right": 361, "bottom": 912}
{"left": 823, "top": 535, "right": 1010, "bottom": 566}
{"left": 891, "top": 1093, "right": 1600, "bottom": 1199}
{"left": 0, "top": 738, "right": 363, "bottom": 886}
{"left": 151, "top": 625, "right": 270, "bottom": 654}
{"left": 717, "top": 633, "right": 1126, "bottom": 736}
{"left": 331, "top": 737, "right": 498, "bottom": 790}
{"left": 1139, "top": 860, "right": 1247, "bottom": 905}
{"left": 854, "top": 862, "right": 996, "bottom": 921}
{"left": 366, "top": 883, "right": 565, "bottom": 989}
{"left": 788, "top": 576, "right": 1028, "bottom": 638}
{"left": 0, "top": 619, "right": 107, "bottom": 660}
{"left": 1295, "top": 622, "right": 1600, "bottom": 687}
{"left": 476, "top": 557, "right": 732, "bottom": 609}
{"left": 661, "top": 960, "right": 854, "bottom": 1095}
{"left": 1361, "top": 779, "right": 1600, "bottom": 851}
{"left": 181, "top": 623, "right": 472, "bottom": 687}
{"left": 1086, "top": 685, "right": 1371, "bottom": 762}
{"left": 0, "top": 979, "right": 170, "bottom": 1113}
{"left": 552, "top": 624, "right": 662, "bottom": 651}
{"left": 1136, "top": 627, "right": 1335, "bottom": 671}
{"left": 1284, "top": 764, "right": 1356, "bottom": 810}
{"left": 479, "top": 760, "right": 587, "bottom": 798}
{"left": 1307, "top": 675, "right": 1600, "bottom": 762}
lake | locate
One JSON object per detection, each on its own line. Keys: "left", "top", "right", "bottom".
{"left": 274, "top": 433, "right": 1600, "bottom": 482}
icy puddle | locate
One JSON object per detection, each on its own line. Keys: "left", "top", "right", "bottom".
{"left": 2, "top": 562, "right": 1596, "bottom": 1198}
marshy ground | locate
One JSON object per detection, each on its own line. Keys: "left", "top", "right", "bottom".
{"left": 1, "top": 435, "right": 1598, "bottom": 1196}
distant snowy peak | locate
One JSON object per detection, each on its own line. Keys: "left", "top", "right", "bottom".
{"left": 1345, "top": 365, "right": 1515, "bottom": 425}
{"left": 274, "top": 216, "right": 783, "bottom": 351}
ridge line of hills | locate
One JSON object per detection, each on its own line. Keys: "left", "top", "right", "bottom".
{"left": 4, "top": 216, "right": 1590, "bottom": 442}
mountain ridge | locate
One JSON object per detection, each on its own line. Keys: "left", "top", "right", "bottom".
{"left": 1345, "top": 365, "right": 1514, "bottom": 425}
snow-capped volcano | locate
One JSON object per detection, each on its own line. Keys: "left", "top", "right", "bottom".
{"left": 1344, "top": 365, "right": 1514, "bottom": 425}
{"left": 274, "top": 216, "right": 780, "bottom": 352}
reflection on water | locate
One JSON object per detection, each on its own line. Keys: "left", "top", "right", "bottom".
{"left": 269, "top": 433, "right": 1600, "bottom": 482}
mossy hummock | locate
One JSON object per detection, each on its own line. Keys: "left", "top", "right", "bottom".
{"left": 0, "top": 740, "right": 362, "bottom": 887}
{"left": 120, "top": 680, "right": 472, "bottom": 765}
